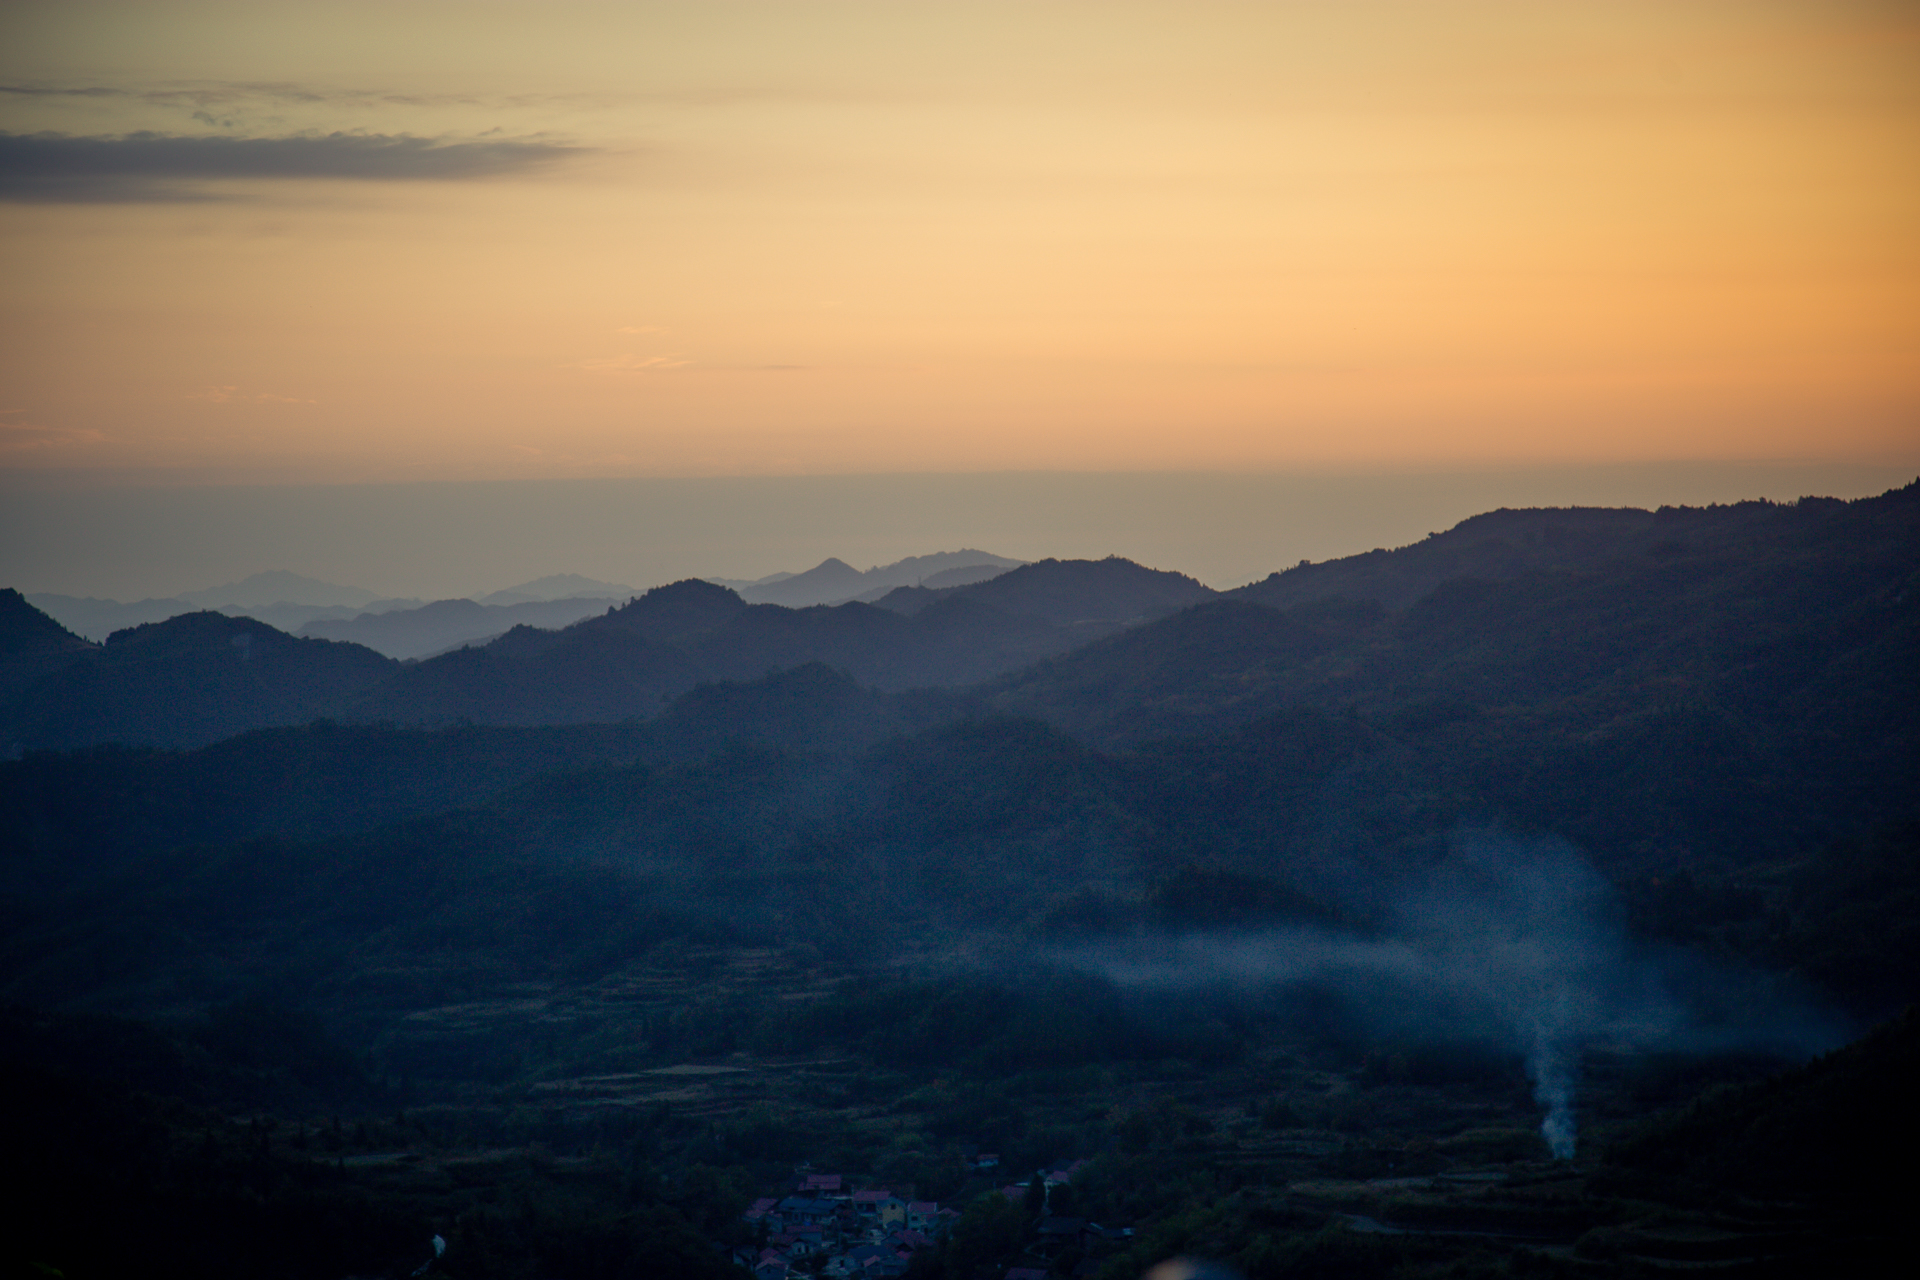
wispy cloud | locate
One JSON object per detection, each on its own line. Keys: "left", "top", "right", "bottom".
{"left": 0, "top": 130, "right": 591, "bottom": 203}
{"left": 572, "top": 354, "right": 692, "bottom": 373}
{"left": 187, "top": 386, "right": 317, "bottom": 405}
{"left": 0, "top": 414, "right": 107, "bottom": 453}
{"left": 0, "top": 85, "right": 125, "bottom": 99}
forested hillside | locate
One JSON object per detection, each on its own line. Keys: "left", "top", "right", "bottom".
{"left": 2, "top": 483, "right": 1914, "bottom": 1278}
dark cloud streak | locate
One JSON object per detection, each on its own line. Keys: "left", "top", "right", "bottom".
{"left": 0, "top": 85, "right": 125, "bottom": 98}
{"left": 0, "top": 130, "right": 590, "bottom": 203}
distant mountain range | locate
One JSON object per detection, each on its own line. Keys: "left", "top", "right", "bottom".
{"left": 2, "top": 488, "right": 1912, "bottom": 854}
{"left": 25, "top": 551, "right": 1025, "bottom": 652}
{"left": 1, "top": 553, "right": 1208, "bottom": 750}
{"left": 180, "top": 569, "right": 383, "bottom": 610}
{"left": 297, "top": 597, "right": 627, "bottom": 661}
{"left": 26, "top": 568, "right": 625, "bottom": 647}
{"left": 473, "top": 573, "right": 640, "bottom": 607}
{"left": 715, "top": 549, "right": 1028, "bottom": 607}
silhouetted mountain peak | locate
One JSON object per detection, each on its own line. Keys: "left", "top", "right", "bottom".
{"left": 0, "top": 589, "right": 98, "bottom": 705}
{"left": 720, "top": 549, "right": 1028, "bottom": 607}
{"left": 950, "top": 555, "right": 1217, "bottom": 625}
{"left": 477, "top": 573, "right": 639, "bottom": 606}
{"left": 604, "top": 578, "right": 748, "bottom": 643}
{"left": 0, "top": 589, "right": 94, "bottom": 658}
{"left": 106, "top": 609, "right": 296, "bottom": 654}
{"left": 180, "top": 570, "right": 378, "bottom": 610}
{"left": 735, "top": 558, "right": 868, "bottom": 607}
{"left": 479, "top": 622, "right": 565, "bottom": 661}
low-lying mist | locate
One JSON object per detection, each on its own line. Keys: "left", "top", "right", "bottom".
{"left": 1059, "top": 833, "right": 1846, "bottom": 1158}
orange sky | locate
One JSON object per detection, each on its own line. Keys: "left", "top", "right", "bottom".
{"left": 2, "top": 0, "right": 1916, "bottom": 482}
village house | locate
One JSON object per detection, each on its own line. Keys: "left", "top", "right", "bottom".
{"left": 887, "top": 1228, "right": 934, "bottom": 1254}
{"left": 855, "top": 1242, "right": 912, "bottom": 1276}
{"left": 734, "top": 1171, "right": 958, "bottom": 1280}
{"left": 774, "top": 1195, "right": 839, "bottom": 1229}
{"left": 851, "top": 1188, "right": 907, "bottom": 1229}
{"left": 769, "top": 1229, "right": 823, "bottom": 1258}
{"left": 731, "top": 1148, "right": 1106, "bottom": 1280}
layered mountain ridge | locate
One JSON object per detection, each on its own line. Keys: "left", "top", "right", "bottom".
{"left": 5, "top": 488, "right": 1914, "bottom": 760}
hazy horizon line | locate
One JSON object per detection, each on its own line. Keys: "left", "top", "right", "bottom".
{"left": 6, "top": 460, "right": 1914, "bottom": 602}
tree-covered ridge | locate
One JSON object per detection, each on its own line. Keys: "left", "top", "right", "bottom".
{"left": 4, "top": 485, "right": 1912, "bottom": 753}
{"left": 0, "top": 586, "right": 98, "bottom": 704}
{"left": 4, "top": 693, "right": 1913, "bottom": 1028}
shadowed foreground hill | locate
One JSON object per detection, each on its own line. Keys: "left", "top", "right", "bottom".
{"left": 1227, "top": 493, "right": 1914, "bottom": 611}
{"left": 0, "top": 587, "right": 95, "bottom": 704}
{"left": 984, "top": 484, "right": 1919, "bottom": 872}
{"left": 8, "top": 670, "right": 1914, "bottom": 1025}
{"left": 0, "top": 709, "right": 1363, "bottom": 1019}
{"left": 1615, "top": 1004, "right": 1919, "bottom": 1188}
{"left": 0, "top": 663, "right": 937, "bottom": 905}
{"left": 0, "top": 719, "right": 658, "bottom": 896}
{"left": 1, "top": 612, "right": 396, "bottom": 751}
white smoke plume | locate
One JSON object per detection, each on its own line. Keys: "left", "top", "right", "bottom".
{"left": 1064, "top": 832, "right": 1837, "bottom": 1160}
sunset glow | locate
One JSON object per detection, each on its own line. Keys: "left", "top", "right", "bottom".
{"left": 2, "top": 1, "right": 1916, "bottom": 483}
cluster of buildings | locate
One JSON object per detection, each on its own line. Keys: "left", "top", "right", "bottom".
{"left": 734, "top": 1161, "right": 1121, "bottom": 1280}
{"left": 736, "top": 1173, "right": 958, "bottom": 1278}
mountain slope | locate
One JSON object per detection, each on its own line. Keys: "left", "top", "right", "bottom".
{"left": 326, "top": 564, "right": 1198, "bottom": 728}
{"left": 476, "top": 573, "right": 639, "bottom": 605}
{"left": 730, "top": 549, "right": 1027, "bottom": 607}
{"left": 1, "top": 612, "right": 397, "bottom": 750}
{"left": 25, "top": 594, "right": 196, "bottom": 644}
{"left": 986, "top": 485, "right": 1920, "bottom": 876}
{"left": 735, "top": 557, "right": 868, "bottom": 607}
{"left": 0, "top": 589, "right": 97, "bottom": 705}
{"left": 181, "top": 570, "right": 378, "bottom": 610}
{"left": 894, "top": 555, "right": 1216, "bottom": 624}
{"left": 1230, "top": 490, "right": 1917, "bottom": 611}
{"left": 298, "top": 595, "right": 621, "bottom": 659}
